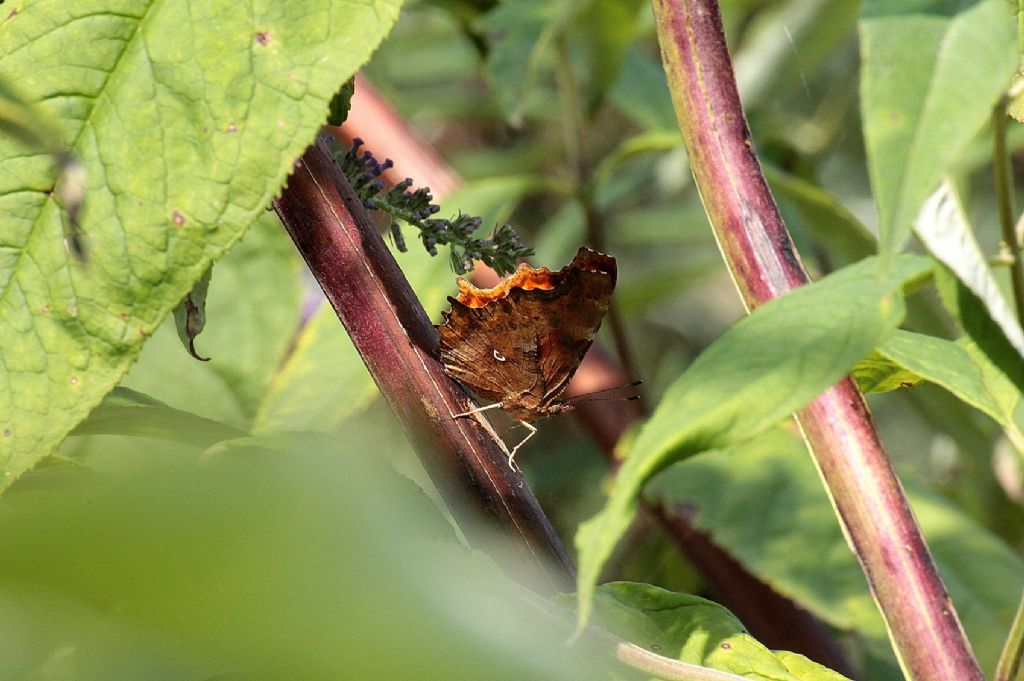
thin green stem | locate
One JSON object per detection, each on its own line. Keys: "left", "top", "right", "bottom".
{"left": 996, "top": 588, "right": 1024, "bottom": 681}
{"left": 993, "top": 105, "right": 1024, "bottom": 326}
{"left": 1017, "top": 0, "right": 1024, "bottom": 55}
{"left": 555, "top": 39, "right": 584, "bottom": 184}
{"left": 555, "top": 40, "right": 646, "bottom": 401}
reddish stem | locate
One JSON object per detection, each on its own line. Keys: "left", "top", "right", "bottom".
{"left": 273, "top": 138, "right": 575, "bottom": 593}
{"left": 652, "top": 0, "right": 983, "bottom": 679}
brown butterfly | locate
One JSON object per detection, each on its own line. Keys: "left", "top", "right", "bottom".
{"left": 436, "top": 247, "right": 617, "bottom": 464}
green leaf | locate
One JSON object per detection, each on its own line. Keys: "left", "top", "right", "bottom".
{"left": 253, "top": 245, "right": 453, "bottom": 433}
{"left": 645, "top": 428, "right": 1024, "bottom": 673}
{"left": 252, "top": 302, "right": 379, "bottom": 433}
{"left": 852, "top": 349, "right": 923, "bottom": 393}
{"left": 0, "top": 76, "right": 86, "bottom": 257}
{"left": 915, "top": 179, "right": 1024, "bottom": 359}
{"left": 573, "top": 0, "right": 645, "bottom": 114}
{"left": 115, "top": 209, "right": 302, "bottom": 429}
{"left": 859, "top": 0, "right": 1017, "bottom": 259}
{"left": 0, "top": 75, "right": 64, "bottom": 154}
{"left": 734, "top": 0, "right": 859, "bottom": 112}
{"left": 574, "top": 255, "right": 932, "bottom": 629}
{"left": 194, "top": 211, "right": 303, "bottom": 416}
{"left": 765, "top": 167, "right": 876, "bottom": 264}
{"left": 0, "top": 0, "right": 400, "bottom": 490}
{"left": 478, "top": 0, "right": 578, "bottom": 124}
{"left": 870, "top": 330, "right": 1024, "bottom": 451}
{"left": 326, "top": 77, "right": 356, "bottom": 127}
{"left": 934, "top": 263, "right": 1024, "bottom": 396}
{"left": 70, "top": 386, "right": 244, "bottom": 448}
{"left": 0, "top": 431, "right": 612, "bottom": 681}
{"left": 608, "top": 47, "right": 678, "bottom": 132}
{"left": 173, "top": 266, "right": 212, "bottom": 361}
{"left": 1007, "top": 72, "right": 1024, "bottom": 124}
{"left": 590, "top": 582, "right": 851, "bottom": 681}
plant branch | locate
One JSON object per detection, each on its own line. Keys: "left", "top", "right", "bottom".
{"left": 555, "top": 41, "right": 646, "bottom": 401}
{"left": 272, "top": 137, "right": 575, "bottom": 593}
{"left": 651, "top": 0, "right": 984, "bottom": 679}
{"left": 996, "top": 586, "right": 1024, "bottom": 681}
{"left": 993, "top": 104, "right": 1024, "bottom": 325}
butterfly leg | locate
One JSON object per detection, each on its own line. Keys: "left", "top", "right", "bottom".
{"left": 451, "top": 402, "right": 505, "bottom": 419}
{"left": 506, "top": 421, "right": 537, "bottom": 469}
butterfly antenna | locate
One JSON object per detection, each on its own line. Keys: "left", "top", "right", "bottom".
{"left": 574, "top": 395, "right": 641, "bottom": 405}
{"left": 566, "top": 379, "right": 643, "bottom": 402}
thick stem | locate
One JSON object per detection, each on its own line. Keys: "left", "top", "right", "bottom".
{"left": 272, "top": 137, "right": 575, "bottom": 593}
{"left": 651, "top": 0, "right": 983, "bottom": 679}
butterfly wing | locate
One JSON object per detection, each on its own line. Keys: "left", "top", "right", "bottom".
{"left": 437, "top": 248, "right": 616, "bottom": 416}
{"left": 514, "top": 262, "right": 615, "bottom": 407}
{"left": 437, "top": 296, "right": 545, "bottom": 405}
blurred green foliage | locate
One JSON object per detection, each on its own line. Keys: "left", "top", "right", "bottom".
{"left": 5, "top": 0, "right": 1024, "bottom": 679}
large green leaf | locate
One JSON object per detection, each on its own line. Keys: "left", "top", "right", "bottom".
{"left": 0, "top": 430, "right": 613, "bottom": 680}
{"left": 646, "top": 428, "right": 1024, "bottom": 674}
{"left": 859, "top": 0, "right": 1017, "bottom": 259}
{"left": 915, "top": 180, "right": 1024, "bottom": 360}
{"left": 70, "top": 386, "right": 244, "bottom": 448}
{"left": 870, "top": 330, "right": 1024, "bottom": 451}
{"left": 478, "top": 0, "right": 641, "bottom": 123}
{"left": 574, "top": 255, "right": 932, "bottom": 629}
{"left": 590, "top": 582, "right": 851, "bottom": 681}
{"left": 253, "top": 244, "right": 452, "bottom": 433}
{"left": 252, "top": 302, "right": 379, "bottom": 433}
{"left": 478, "top": 0, "right": 574, "bottom": 124}
{"left": 0, "top": 0, "right": 400, "bottom": 490}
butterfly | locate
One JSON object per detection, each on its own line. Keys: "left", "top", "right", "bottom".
{"left": 436, "top": 247, "right": 616, "bottom": 464}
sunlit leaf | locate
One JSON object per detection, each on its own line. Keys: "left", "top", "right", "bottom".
{"left": 574, "top": 255, "right": 932, "bottom": 629}
{"left": 0, "top": 0, "right": 400, "bottom": 490}
{"left": 590, "top": 581, "right": 852, "bottom": 681}
{"left": 860, "top": 0, "right": 1016, "bottom": 259}
{"left": 646, "top": 428, "right": 1024, "bottom": 673}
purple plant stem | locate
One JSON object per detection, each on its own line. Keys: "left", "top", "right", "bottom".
{"left": 273, "top": 137, "right": 575, "bottom": 593}
{"left": 651, "top": 0, "right": 983, "bottom": 679}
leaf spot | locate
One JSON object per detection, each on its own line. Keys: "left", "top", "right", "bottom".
{"left": 720, "top": 643, "right": 731, "bottom": 650}
{"left": 172, "top": 210, "right": 186, "bottom": 226}
{"left": 227, "top": 123, "right": 238, "bottom": 133}
{"left": 2, "top": 430, "right": 10, "bottom": 438}
{"left": 69, "top": 376, "right": 78, "bottom": 386}
{"left": 254, "top": 30, "right": 272, "bottom": 46}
